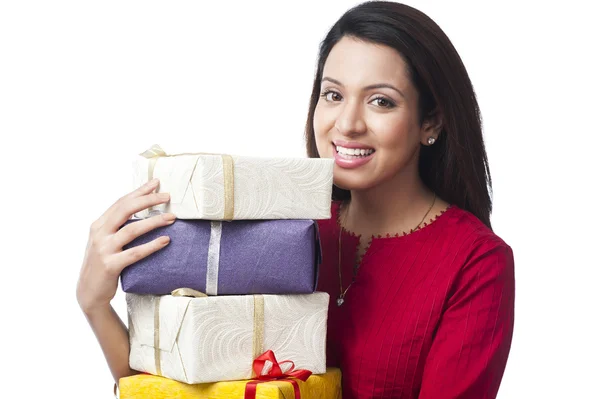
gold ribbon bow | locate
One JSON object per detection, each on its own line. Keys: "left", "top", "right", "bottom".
{"left": 140, "top": 144, "right": 235, "bottom": 220}
{"left": 152, "top": 288, "right": 265, "bottom": 377}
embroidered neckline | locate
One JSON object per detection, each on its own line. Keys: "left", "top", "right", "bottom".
{"left": 334, "top": 201, "right": 454, "bottom": 283}
{"left": 334, "top": 201, "right": 454, "bottom": 241}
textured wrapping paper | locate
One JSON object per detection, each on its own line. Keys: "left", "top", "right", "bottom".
{"left": 127, "top": 292, "right": 329, "bottom": 384}
{"left": 132, "top": 146, "right": 334, "bottom": 220}
{"left": 120, "top": 219, "right": 321, "bottom": 295}
{"left": 118, "top": 368, "right": 342, "bottom": 399}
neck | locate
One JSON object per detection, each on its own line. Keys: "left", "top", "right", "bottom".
{"left": 342, "top": 164, "right": 433, "bottom": 235}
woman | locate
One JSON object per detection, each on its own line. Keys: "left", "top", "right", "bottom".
{"left": 77, "top": 2, "right": 514, "bottom": 398}
{"left": 307, "top": 3, "right": 514, "bottom": 398}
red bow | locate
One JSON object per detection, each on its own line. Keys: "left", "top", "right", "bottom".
{"left": 244, "top": 350, "right": 312, "bottom": 399}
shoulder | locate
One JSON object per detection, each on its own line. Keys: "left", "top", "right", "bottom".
{"left": 443, "top": 205, "right": 512, "bottom": 253}
{"left": 442, "top": 206, "right": 515, "bottom": 295}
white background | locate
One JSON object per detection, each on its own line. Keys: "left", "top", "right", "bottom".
{"left": 1, "top": 1, "right": 598, "bottom": 398}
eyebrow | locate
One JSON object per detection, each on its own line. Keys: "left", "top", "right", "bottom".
{"left": 322, "top": 76, "right": 405, "bottom": 98}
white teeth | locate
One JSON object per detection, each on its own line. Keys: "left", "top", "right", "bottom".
{"left": 335, "top": 145, "right": 374, "bottom": 156}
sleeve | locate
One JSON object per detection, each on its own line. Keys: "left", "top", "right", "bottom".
{"left": 418, "top": 240, "right": 515, "bottom": 399}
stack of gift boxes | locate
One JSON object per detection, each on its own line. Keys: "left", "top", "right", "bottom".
{"left": 116, "top": 145, "right": 341, "bottom": 399}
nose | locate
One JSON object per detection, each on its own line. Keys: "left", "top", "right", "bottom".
{"left": 335, "top": 100, "right": 367, "bottom": 137}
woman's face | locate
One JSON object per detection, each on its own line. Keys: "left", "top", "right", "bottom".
{"left": 314, "top": 36, "right": 437, "bottom": 191}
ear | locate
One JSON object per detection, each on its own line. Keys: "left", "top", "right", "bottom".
{"left": 419, "top": 110, "right": 443, "bottom": 145}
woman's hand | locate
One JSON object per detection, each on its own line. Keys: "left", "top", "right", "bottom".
{"left": 76, "top": 178, "right": 175, "bottom": 314}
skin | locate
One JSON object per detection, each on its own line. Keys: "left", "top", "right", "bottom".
{"left": 76, "top": 178, "right": 175, "bottom": 385}
{"left": 314, "top": 36, "right": 449, "bottom": 243}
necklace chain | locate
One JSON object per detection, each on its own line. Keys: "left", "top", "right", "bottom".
{"left": 337, "top": 193, "right": 437, "bottom": 306}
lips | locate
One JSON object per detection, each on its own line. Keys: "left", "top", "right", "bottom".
{"left": 332, "top": 140, "right": 375, "bottom": 157}
{"left": 332, "top": 139, "right": 375, "bottom": 150}
{"left": 335, "top": 146, "right": 375, "bottom": 157}
{"left": 332, "top": 142, "right": 376, "bottom": 169}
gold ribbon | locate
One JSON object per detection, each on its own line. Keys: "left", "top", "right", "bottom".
{"left": 252, "top": 295, "right": 265, "bottom": 363}
{"left": 154, "top": 296, "right": 162, "bottom": 376}
{"left": 140, "top": 144, "right": 235, "bottom": 220}
{"left": 171, "top": 287, "right": 208, "bottom": 298}
{"left": 152, "top": 289, "right": 264, "bottom": 378}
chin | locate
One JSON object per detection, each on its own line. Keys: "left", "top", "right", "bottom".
{"left": 333, "top": 173, "right": 378, "bottom": 192}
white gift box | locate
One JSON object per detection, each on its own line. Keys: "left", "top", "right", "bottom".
{"left": 127, "top": 291, "right": 329, "bottom": 384}
{"left": 132, "top": 145, "right": 334, "bottom": 220}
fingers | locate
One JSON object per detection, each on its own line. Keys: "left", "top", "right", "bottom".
{"left": 130, "top": 178, "right": 162, "bottom": 199}
{"left": 106, "top": 235, "right": 171, "bottom": 274}
{"left": 110, "top": 192, "right": 171, "bottom": 228}
{"left": 102, "top": 189, "right": 172, "bottom": 235}
{"left": 111, "top": 213, "right": 176, "bottom": 250}
{"left": 94, "top": 179, "right": 164, "bottom": 231}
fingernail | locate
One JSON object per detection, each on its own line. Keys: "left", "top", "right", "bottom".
{"left": 158, "top": 193, "right": 170, "bottom": 200}
{"left": 159, "top": 236, "right": 170, "bottom": 245}
{"left": 162, "top": 213, "right": 176, "bottom": 222}
{"left": 147, "top": 178, "right": 159, "bottom": 186}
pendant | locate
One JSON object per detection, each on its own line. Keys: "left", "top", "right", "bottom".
{"left": 337, "top": 297, "right": 344, "bottom": 307}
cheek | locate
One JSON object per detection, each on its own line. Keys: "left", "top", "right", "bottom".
{"left": 313, "top": 105, "right": 332, "bottom": 154}
{"left": 376, "top": 114, "right": 421, "bottom": 148}
{"left": 372, "top": 119, "right": 422, "bottom": 169}
{"left": 313, "top": 105, "right": 328, "bottom": 136}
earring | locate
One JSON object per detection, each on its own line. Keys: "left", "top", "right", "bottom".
{"left": 427, "top": 137, "right": 436, "bottom": 145}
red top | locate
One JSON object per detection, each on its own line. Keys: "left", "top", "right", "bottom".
{"left": 316, "top": 201, "right": 515, "bottom": 399}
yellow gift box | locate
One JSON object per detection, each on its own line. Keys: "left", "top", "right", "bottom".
{"left": 118, "top": 368, "right": 342, "bottom": 399}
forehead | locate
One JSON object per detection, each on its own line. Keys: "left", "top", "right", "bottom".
{"left": 322, "top": 36, "right": 411, "bottom": 88}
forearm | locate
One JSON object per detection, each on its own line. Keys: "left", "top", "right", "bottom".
{"left": 83, "top": 304, "right": 139, "bottom": 384}
{"left": 77, "top": 180, "right": 171, "bottom": 389}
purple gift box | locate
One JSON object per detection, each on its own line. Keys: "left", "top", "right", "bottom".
{"left": 119, "top": 218, "right": 321, "bottom": 295}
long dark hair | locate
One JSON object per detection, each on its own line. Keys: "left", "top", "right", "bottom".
{"left": 304, "top": 1, "right": 493, "bottom": 229}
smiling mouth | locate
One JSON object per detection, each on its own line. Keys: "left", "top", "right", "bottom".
{"left": 333, "top": 144, "right": 376, "bottom": 159}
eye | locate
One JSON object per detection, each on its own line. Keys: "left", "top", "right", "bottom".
{"left": 370, "top": 96, "right": 396, "bottom": 109}
{"left": 320, "top": 89, "right": 343, "bottom": 102}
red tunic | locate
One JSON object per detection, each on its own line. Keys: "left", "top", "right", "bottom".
{"left": 316, "top": 201, "right": 515, "bottom": 399}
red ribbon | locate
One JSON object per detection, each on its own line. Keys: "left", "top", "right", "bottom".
{"left": 244, "top": 350, "right": 312, "bottom": 399}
